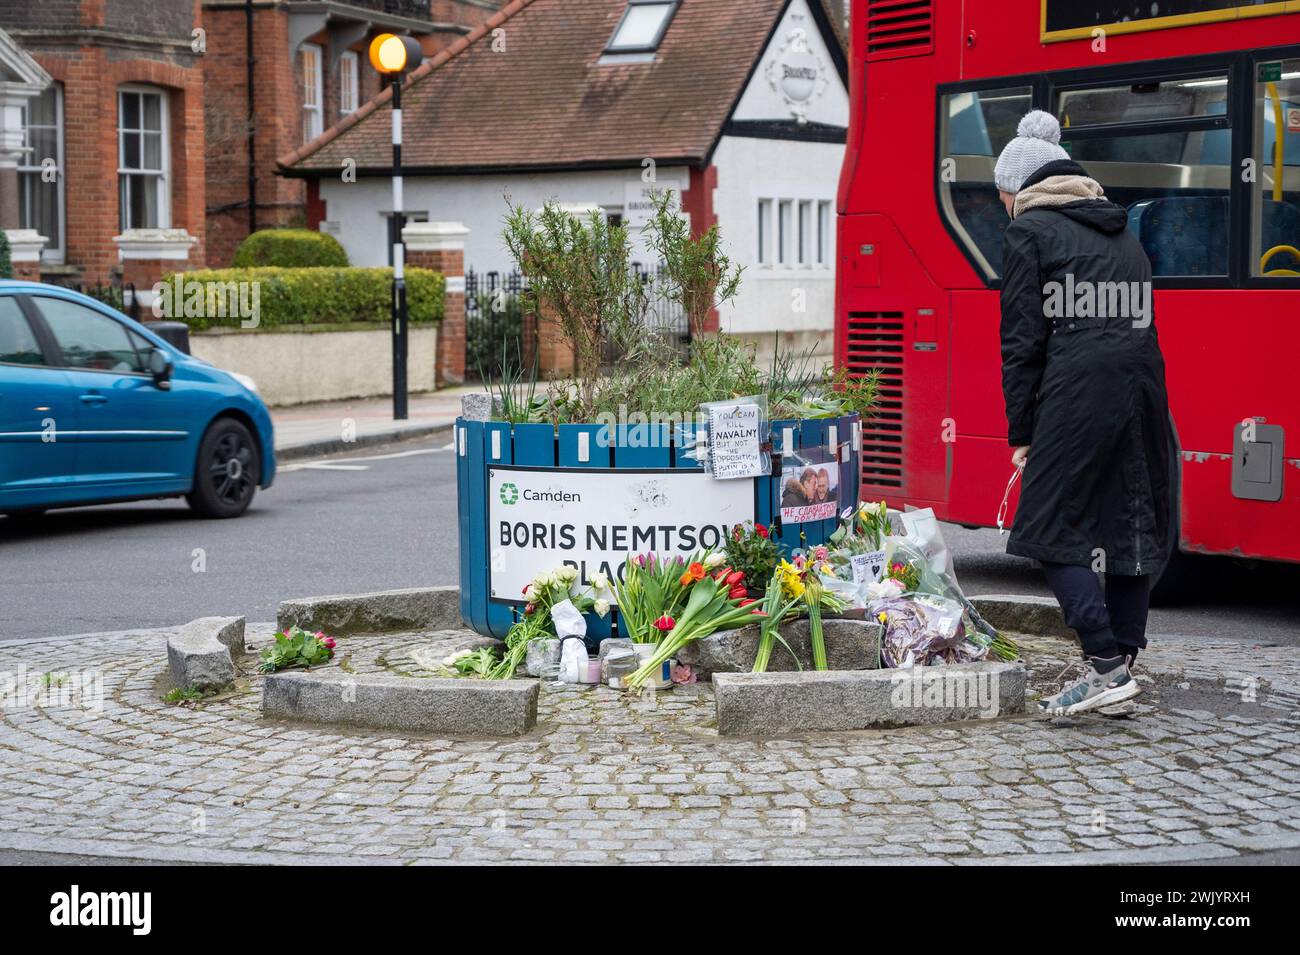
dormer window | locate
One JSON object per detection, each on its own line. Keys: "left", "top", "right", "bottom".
{"left": 605, "top": 0, "right": 679, "bottom": 54}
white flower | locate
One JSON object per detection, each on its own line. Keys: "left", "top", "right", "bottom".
{"left": 590, "top": 571, "right": 609, "bottom": 591}
{"left": 594, "top": 598, "right": 610, "bottom": 617}
{"left": 557, "top": 566, "right": 579, "bottom": 583}
{"left": 533, "top": 572, "right": 552, "bottom": 588}
{"left": 523, "top": 585, "right": 538, "bottom": 602}
{"left": 441, "top": 649, "right": 473, "bottom": 666}
{"left": 703, "top": 552, "right": 726, "bottom": 568}
{"left": 866, "top": 577, "right": 905, "bottom": 601}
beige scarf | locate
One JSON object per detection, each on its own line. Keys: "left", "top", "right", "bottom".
{"left": 1013, "top": 175, "right": 1105, "bottom": 219}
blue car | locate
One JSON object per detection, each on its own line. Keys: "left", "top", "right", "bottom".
{"left": 0, "top": 281, "right": 274, "bottom": 519}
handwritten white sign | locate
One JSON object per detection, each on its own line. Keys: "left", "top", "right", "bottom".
{"left": 851, "top": 550, "right": 887, "bottom": 586}
{"left": 707, "top": 403, "right": 765, "bottom": 480}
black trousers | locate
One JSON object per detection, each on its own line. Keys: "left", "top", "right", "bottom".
{"left": 1040, "top": 562, "right": 1150, "bottom": 660}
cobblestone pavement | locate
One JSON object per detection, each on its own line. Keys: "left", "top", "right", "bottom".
{"left": 1, "top": 622, "right": 1298, "bottom": 865}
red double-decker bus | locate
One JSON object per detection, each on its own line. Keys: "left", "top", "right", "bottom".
{"left": 836, "top": 0, "right": 1300, "bottom": 574}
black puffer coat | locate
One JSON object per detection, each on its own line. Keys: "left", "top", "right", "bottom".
{"left": 1000, "top": 159, "right": 1175, "bottom": 577}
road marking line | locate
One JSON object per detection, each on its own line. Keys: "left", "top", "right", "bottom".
{"left": 278, "top": 444, "right": 445, "bottom": 472}
{"left": 280, "top": 463, "right": 371, "bottom": 472}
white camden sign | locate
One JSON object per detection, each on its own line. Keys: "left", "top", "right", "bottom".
{"left": 488, "top": 466, "right": 756, "bottom": 601}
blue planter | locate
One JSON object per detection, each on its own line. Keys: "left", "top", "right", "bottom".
{"left": 455, "top": 414, "right": 862, "bottom": 639}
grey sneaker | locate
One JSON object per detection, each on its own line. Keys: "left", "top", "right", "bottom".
{"left": 1039, "top": 656, "right": 1141, "bottom": 717}
{"left": 1097, "top": 650, "right": 1142, "bottom": 717}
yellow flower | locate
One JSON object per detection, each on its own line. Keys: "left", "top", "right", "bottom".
{"left": 877, "top": 611, "right": 888, "bottom": 625}
{"left": 776, "top": 560, "right": 805, "bottom": 599}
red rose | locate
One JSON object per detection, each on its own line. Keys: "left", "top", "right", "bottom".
{"left": 755, "top": 523, "right": 769, "bottom": 538}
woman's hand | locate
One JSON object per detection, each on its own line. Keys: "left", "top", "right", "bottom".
{"left": 1012, "top": 445, "right": 1030, "bottom": 469}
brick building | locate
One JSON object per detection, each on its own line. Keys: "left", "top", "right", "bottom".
{"left": 202, "top": 0, "right": 500, "bottom": 267}
{"left": 0, "top": 1, "right": 207, "bottom": 289}
{"left": 0, "top": 0, "right": 499, "bottom": 293}
{"left": 281, "top": 0, "right": 849, "bottom": 372}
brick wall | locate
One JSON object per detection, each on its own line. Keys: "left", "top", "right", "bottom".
{"left": 404, "top": 221, "right": 468, "bottom": 385}
{"left": 204, "top": 2, "right": 495, "bottom": 268}
{"left": 202, "top": 6, "right": 304, "bottom": 267}
{"left": 12, "top": 0, "right": 205, "bottom": 284}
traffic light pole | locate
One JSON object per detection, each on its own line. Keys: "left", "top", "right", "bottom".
{"left": 390, "top": 77, "right": 408, "bottom": 421}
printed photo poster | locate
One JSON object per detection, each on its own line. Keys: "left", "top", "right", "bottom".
{"left": 778, "top": 446, "right": 840, "bottom": 524}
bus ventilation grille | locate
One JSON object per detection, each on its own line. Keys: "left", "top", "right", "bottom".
{"left": 846, "top": 311, "right": 904, "bottom": 489}
{"left": 865, "top": 0, "right": 934, "bottom": 62}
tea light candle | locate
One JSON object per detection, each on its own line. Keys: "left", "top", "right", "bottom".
{"left": 583, "top": 657, "right": 601, "bottom": 684}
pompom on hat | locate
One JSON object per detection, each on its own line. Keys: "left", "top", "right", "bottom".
{"left": 994, "top": 110, "right": 1071, "bottom": 194}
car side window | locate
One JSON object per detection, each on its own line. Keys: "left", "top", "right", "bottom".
{"left": 35, "top": 297, "right": 148, "bottom": 374}
{"left": 0, "top": 297, "right": 46, "bottom": 366}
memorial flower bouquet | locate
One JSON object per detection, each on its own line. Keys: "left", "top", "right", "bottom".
{"left": 612, "top": 552, "right": 714, "bottom": 643}
{"left": 831, "top": 499, "right": 891, "bottom": 552}
{"left": 723, "top": 521, "right": 779, "bottom": 597}
{"left": 777, "top": 550, "right": 847, "bottom": 670}
{"left": 624, "top": 559, "right": 765, "bottom": 691}
{"left": 258, "top": 626, "right": 336, "bottom": 673}
{"left": 487, "top": 564, "right": 611, "bottom": 679}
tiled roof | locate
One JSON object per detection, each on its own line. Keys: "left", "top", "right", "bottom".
{"left": 280, "top": 0, "right": 827, "bottom": 176}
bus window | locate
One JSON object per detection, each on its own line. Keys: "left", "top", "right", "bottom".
{"left": 1057, "top": 77, "right": 1229, "bottom": 126}
{"left": 1253, "top": 59, "right": 1300, "bottom": 278}
{"left": 938, "top": 85, "right": 1032, "bottom": 278}
{"left": 1057, "top": 77, "right": 1231, "bottom": 278}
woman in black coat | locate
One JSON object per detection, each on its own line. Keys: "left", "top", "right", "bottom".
{"left": 995, "top": 111, "right": 1175, "bottom": 717}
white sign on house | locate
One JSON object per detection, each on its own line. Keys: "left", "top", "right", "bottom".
{"left": 488, "top": 466, "right": 755, "bottom": 601}
{"left": 623, "top": 178, "right": 684, "bottom": 231}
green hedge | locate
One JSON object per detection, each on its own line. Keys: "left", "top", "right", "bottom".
{"left": 157, "top": 267, "right": 445, "bottom": 331}
{"left": 0, "top": 230, "right": 11, "bottom": 279}
{"left": 232, "top": 229, "right": 349, "bottom": 268}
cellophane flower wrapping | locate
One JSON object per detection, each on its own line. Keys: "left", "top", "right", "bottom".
{"left": 870, "top": 592, "right": 988, "bottom": 668}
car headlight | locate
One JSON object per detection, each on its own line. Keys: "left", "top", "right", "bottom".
{"left": 230, "top": 372, "right": 259, "bottom": 394}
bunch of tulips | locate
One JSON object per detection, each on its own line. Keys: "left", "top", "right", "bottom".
{"left": 624, "top": 557, "right": 765, "bottom": 691}
{"left": 615, "top": 551, "right": 703, "bottom": 643}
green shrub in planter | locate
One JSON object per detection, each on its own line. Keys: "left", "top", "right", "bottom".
{"left": 159, "top": 266, "right": 445, "bottom": 330}
{"left": 0, "top": 230, "right": 11, "bottom": 279}
{"left": 231, "top": 228, "right": 349, "bottom": 268}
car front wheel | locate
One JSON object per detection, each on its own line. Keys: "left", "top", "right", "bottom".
{"left": 187, "top": 418, "right": 259, "bottom": 518}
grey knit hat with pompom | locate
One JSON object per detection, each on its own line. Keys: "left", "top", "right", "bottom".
{"left": 993, "top": 110, "right": 1071, "bottom": 194}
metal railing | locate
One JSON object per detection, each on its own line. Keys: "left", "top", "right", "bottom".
{"left": 464, "top": 264, "right": 691, "bottom": 381}
{"left": 339, "top": 0, "right": 433, "bottom": 20}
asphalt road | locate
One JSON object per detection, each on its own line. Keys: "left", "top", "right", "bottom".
{"left": 0, "top": 438, "right": 461, "bottom": 641}
{"left": 2, "top": 434, "right": 1298, "bottom": 645}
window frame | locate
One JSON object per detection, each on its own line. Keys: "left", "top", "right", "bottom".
{"left": 1246, "top": 48, "right": 1300, "bottom": 283}
{"left": 604, "top": 0, "right": 680, "bottom": 55}
{"left": 934, "top": 44, "right": 1300, "bottom": 291}
{"left": 301, "top": 42, "right": 324, "bottom": 143}
{"left": 935, "top": 79, "right": 1036, "bottom": 286}
{"left": 777, "top": 199, "right": 792, "bottom": 265}
{"left": 18, "top": 83, "right": 65, "bottom": 263}
{"left": 757, "top": 198, "right": 772, "bottom": 266}
{"left": 797, "top": 199, "right": 813, "bottom": 265}
{"left": 117, "top": 85, "right": 170, "bottom": 232}
{"left": 339, "top": 49, "right": 359, "bottom": 116}
{"left": 817, "top": 200, "right": 832, "bottom": 266}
